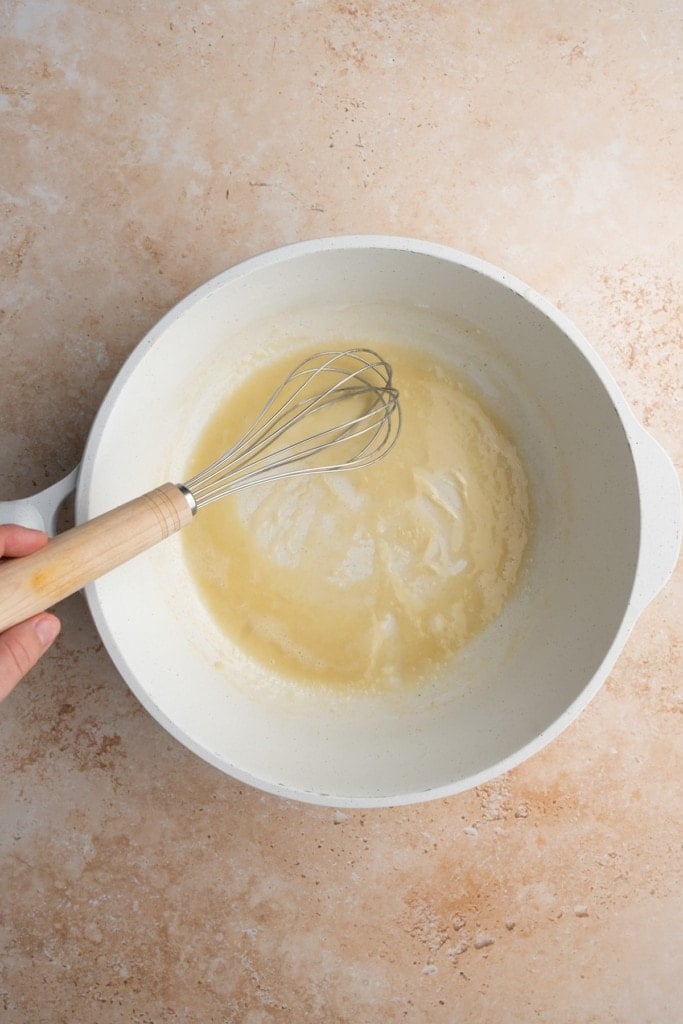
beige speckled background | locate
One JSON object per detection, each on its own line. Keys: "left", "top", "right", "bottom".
{"left": 1, "top": 2, "right": 681, "bottom": 1022}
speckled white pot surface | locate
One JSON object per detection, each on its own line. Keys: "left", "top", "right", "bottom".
{"left": 69, "top": 237, "right": 680, "bottom": 807}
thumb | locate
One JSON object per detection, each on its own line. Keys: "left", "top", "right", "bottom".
{"left": 0, "top": 614, "right": 61, "bottom": 701}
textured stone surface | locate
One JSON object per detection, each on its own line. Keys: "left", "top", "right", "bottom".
{"left": 1, "top": 2, "right": 681, "bottom": 1021}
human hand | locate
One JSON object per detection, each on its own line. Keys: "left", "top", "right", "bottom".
{"left": 0, "top": 525, "right": 61, "bottom": 700}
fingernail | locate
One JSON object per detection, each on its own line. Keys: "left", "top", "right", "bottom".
{"left": 35, "top": 615, "right": 60, "bottom": 648}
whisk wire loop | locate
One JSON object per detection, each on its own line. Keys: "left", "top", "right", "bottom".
{"left": 184, "top": 348, "right": 400, "bottom": 509}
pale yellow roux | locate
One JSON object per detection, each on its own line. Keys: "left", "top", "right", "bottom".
{"left": 182, "top": 344, "right": 531, "bottom": 692}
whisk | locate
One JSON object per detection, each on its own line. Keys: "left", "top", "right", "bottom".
{"left": 0, "top": 349, "right": 400, "bottom": 632}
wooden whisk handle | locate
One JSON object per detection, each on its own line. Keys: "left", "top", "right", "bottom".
{"left": 0, "top": 483, "right": 193, "bottom": 632}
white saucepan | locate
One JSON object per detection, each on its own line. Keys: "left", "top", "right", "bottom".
{"left": 2, "top": 237, "right": 680, "bottom": 807}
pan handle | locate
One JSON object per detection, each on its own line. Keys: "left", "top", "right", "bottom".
{"left": 629, "top": 426, "right": 681, "bottom": 617}
{"left": 0, "top": 465, "right": 80, "bottom": 536}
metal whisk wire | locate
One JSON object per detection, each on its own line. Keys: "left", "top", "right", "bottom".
{"left": 183, "top": 348, "right": 401, "bottom": 510}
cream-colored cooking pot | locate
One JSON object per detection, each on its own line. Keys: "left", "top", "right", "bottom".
{"left": 3, "top": 238, "right": 680, "bottom": 806}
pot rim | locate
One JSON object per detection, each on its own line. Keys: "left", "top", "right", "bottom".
{"left": 75, "top": 235, "right": 680, "bottom": 807}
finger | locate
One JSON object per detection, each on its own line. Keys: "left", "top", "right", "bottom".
{"left": 0, "top": 613, "right": 61, "bottom": 701}
{"left": 0, "top": 525, "right": 49, "bottom": 559}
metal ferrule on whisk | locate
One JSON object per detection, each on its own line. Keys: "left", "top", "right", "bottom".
{"left": 177, "top": 484, "right": 198, "bottom": 515}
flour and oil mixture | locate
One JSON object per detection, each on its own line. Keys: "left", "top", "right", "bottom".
{"left": 182, "top": 344, "right": 530, "bottom": 692}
